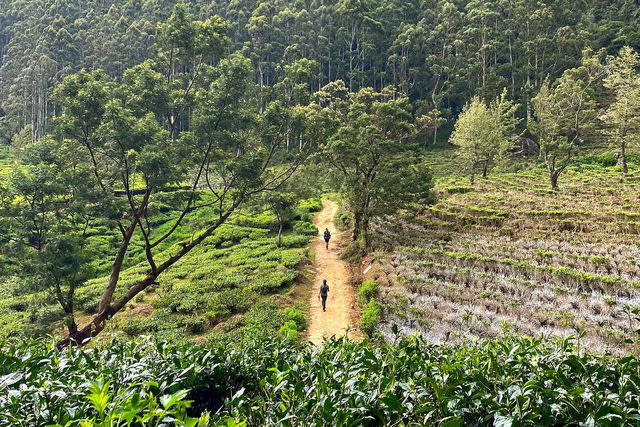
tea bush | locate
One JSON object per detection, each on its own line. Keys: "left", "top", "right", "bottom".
{"left": 2, "top": 334, "right": 640, "bottom": 426}
{"left": 296, "top": 198, "right": 323, "bottom": 214}
{"left": 377, "top": 166, "right": 640, "bottom": 352}
{"left": 283, "top": 306, "right": 307, "bottom": 331}
{"left": 359, "top": 299, "right": 381, "bottom": 336}
{"left": 357, "top": 280, "right": 379, "bottom": 307}
{"left": 0, "top": 196, "right": 319, "bottom": 342}
{"left": 292, "top": 220, "right": 318, "bottom": 236}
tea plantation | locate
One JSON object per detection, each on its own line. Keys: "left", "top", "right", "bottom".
{"left": 373, "top": 157, "right": 640, "bottom": 354}
{"left": 0, "top": 194, "right": 322, "bottom": 342}
{"left": 1, "top": 334, "right": 639, "bottom": 426}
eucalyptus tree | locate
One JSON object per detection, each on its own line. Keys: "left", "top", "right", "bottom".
{"left": 416, "top": 108, "right": 447, "bottom": 147}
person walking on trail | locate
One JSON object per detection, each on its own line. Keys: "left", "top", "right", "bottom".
{"left": 319, "top": 279, "right": 329, "bottom": 311}
{"left": 323, "top": 227, "right": 331, "bottom": 250}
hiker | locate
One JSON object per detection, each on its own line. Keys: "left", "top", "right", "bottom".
{"left": 319, "top": 279, "right": 329, "bottom": 311}
{"left": 323, "top": 227, "right": 331, "bottom": 250}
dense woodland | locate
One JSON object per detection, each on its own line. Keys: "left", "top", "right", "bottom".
{"left": 1, "top": 0, "right": 639, "bottom": 143}
{"left": 2, "top": 0, "right": 640, "bottom": 425}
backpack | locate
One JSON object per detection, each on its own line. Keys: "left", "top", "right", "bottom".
{"left": 324, "top": 229, "right": 331, "bottom": 239}
{"left": 320, "top": 283, "right": 329, "bottom": 296}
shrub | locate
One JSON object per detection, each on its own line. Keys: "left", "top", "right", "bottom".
{"left": 249, "top": 270, "right": 297, "bottom": 294}
{"left": 279, "top": 235, "right": 309, "bottom": 248}
{"left": 179, "top": 316, "right": 207, "bottom": 334}
{"left": 2, "top": 335, "right": 640, "bottom": 425}
{"left": 280, "top": 250, "right": 303, "bottom": 268}
{"left": 357, "top": 280, "right": 379, "bottom": 307}
{"left": 243, "top": 302, "right": 288, "bottom": 335}
{"left": 359, "top": 300, "right": 381, "bottom": 336}
{"left": 292, "top": 221, "right": 318, "bottom": 236}
{"left": 296, "top": 197, "right": 323, "bottom": 213}
{"left": 336, "top": 212, "right": 351, "bottom": 231}
{"left": 340, "top": 241, "right": 365, "bottom": 263}
{"left": 120, "top": 316, "right": 159, "bottom": 336}
{"left": 572, "top": 152, "right": 617, "bottom": 167}
{"left": 233, "top": 210, "right": 278, "bottom": 229}
{"left": 208, "top": 288, "right": 251, "bottom": 314}
{"left": 278, "top": 320, "right": 299, "bottom": 343}
{"left": 283, "top": 307, "right": 306, "bottom": 331}
{"left": 443, "top": 185, "right": 474, "bottom": 194}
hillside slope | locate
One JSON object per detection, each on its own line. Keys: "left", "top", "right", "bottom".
{"left": 374, "top": 163, "right": 640, "bottom": 354}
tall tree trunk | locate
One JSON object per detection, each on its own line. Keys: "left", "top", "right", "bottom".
{"left": 60, "top": 198, "right": 244, "bottom": 347}
{"left": 362, "top": 216, "right": 370, "bottom": 249}
{"left": 276, "top": 214, "right": 283, "bottom": 247}
{"left": 433, "top": 124, "right": 438, "bottom": 146}
{"left": 352, "top": 211, "right": 362, "bottom": 242}
{"left": 550, "top": 170, "right": 560, "bottom": 191}
{"left": 620, "top": 142, "right": 628, "bottom": 175}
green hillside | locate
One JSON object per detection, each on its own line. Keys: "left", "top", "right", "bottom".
{"left": 2, "top": 0, "right": 640, "bottom": 425}
{"left": 0, "top": 196, "right": 321, "bottom": 342}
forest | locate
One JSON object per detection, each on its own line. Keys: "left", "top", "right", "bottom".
{"left": 1, "top": 0, "right": 640, "bottom": 425}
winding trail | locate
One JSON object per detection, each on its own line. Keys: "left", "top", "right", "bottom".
{"left": 307, "top": 199, "right": 358, "bottom": 344}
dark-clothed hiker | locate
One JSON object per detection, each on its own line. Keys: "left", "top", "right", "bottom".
{"left": 319, "top": 279, "right": 329, "bottom": 311}
{"left": 323, "top": 228, "right": 331, "bottom": 250}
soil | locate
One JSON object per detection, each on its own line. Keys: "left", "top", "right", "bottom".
{"left": 306, "top": 199, "right": 359, "bottom": 344}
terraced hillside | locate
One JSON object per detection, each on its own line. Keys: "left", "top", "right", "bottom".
{"left": 374, "top": 164, "right": 640, "bottom": 354}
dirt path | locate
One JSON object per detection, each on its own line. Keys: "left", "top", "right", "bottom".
{"left": 307, "top": 199, "right": 358, "bottom": 344}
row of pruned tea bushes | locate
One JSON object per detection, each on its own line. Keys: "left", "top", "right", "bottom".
{"left": 428, "top": 206, "right": 508, "bottom": 227}
{"left": 399, "top": 247, "right": 633, "bottom": 296}
{"left": 436, "top": 236, "right": 640, "bottom": 278}
{"left": 384, "top": 291, "right": 506, "bottom": 343}
{"left": 386, "top": 268, "right": 636, "bottom": 352}
{"left": 391, "top": 263, "right": 637, "bottom": 348}
{"left": 429, "top": 248, "right": 632, "bottom": 294}
{"left": 3, "top": 334, "right": 640, "bottom": 426}
{"left": 428, "top": 204, "right": 640, "bottom": 234}
{"left": 450, "top": 232, "right": 640, "bottom": 266}
{"left": 391, "top": 247, "right": 640, "bottom": 333}
{"left": 377, "top": 215, "right": 459, "bottom": 243}
{"left": 502, "top": 216, "right": 640, "bottom": 234}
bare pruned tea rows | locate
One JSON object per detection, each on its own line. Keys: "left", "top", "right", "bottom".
{"left": 374, "top": 166, "right": 640, "bottom": 353}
